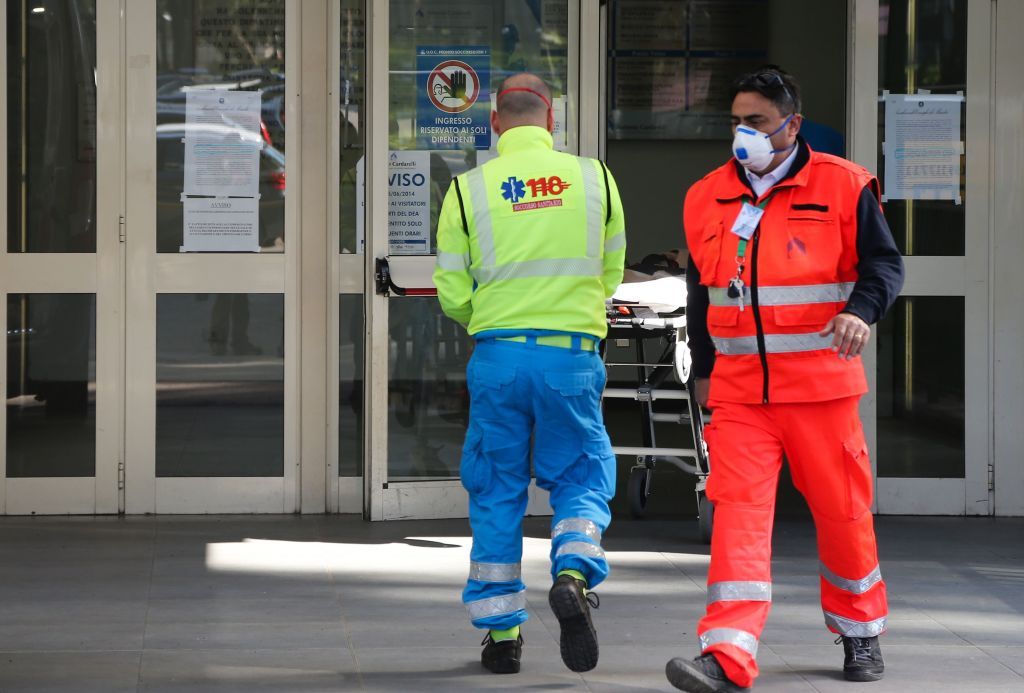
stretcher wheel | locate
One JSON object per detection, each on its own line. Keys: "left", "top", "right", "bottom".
{"left": 697, "top": 491, "right": 714, "bottom": 544}
{"left": 627, "top": 466, "right": 652, "bottom": 518}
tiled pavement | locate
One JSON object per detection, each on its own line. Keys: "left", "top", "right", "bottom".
{"left": 0, "top": 514, "right": 1021, "bottom": 692}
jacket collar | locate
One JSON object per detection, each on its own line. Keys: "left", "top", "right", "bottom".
{"left": 497, "top": 125, "right": 554, "bottom": 155}
{"left": 718, "top": 137, "right": 812, "bottom": 202}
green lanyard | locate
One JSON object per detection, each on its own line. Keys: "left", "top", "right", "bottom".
{"left": 728, "top": 195, "right": 773, "bottom": 310}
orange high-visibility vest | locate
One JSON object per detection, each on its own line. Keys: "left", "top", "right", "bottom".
{"left": 684, "top": 150, "right": 880, "bottom": 403}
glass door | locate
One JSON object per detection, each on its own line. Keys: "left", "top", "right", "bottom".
{"left": 0, "top": 0, "right": 122, "bottom": 514}
{"left": 124, "top": 0, "right": 299, "bottom": 512}
{"left": 363, "top": 0, "right": 582, "bottom": 520}
{"left": 867, "top": 0, "right": 992, "bottom": 515}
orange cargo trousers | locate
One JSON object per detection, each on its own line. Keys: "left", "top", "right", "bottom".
{"left": 698, "top": 395, "right": 888, "bottom": 688}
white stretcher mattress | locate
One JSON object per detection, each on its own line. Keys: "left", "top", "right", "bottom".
{"left": 610, "top": 276, "right": 687, "bottom": 314}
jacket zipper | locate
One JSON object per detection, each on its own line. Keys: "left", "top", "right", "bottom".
{"left": 750, "top": 228, "right": 770, "bottom": 403}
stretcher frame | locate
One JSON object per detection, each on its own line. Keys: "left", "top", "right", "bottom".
{"left": 602, "top": 300, "right": 714, "bottom": 542}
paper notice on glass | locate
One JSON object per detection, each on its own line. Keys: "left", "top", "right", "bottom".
{"left": 184, "top": 90, "right": 263, "bottom": 197}
{"left": 182, "top": 196, "right": 260, "bottom": 253}
{"left": 552, "top": 96, "right": 568, "bottom": 151}
{"left": 883, "top": 93, "right": 964, "bottom": 203}
{"left": 388, "top": 151, "right": 431, "bottom": 255}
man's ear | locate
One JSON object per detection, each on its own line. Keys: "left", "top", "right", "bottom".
{"left": 547, "top": 108, "right": 555, "bottom": 134}
{"left": 491, "top": 109, "right": 502, "bottom": 137}
{"left": 790, "top": 113, "right": 803, "bottom": 136}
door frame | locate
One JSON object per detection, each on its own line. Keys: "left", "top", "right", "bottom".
{"left": 851, "top": 0, "right": 993, "bottom": 516}
{"left": 0, "top": 0, "right": 124, "bottom": 515}
{"left": 122, "top": 0, "right": 303, "bottom": 513}
{"left": 361, "top": 0, "right": 593, "bottom": 521}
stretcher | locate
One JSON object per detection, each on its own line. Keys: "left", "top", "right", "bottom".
{"left": 603, "top": 275, "right": 713, "bottom": 543}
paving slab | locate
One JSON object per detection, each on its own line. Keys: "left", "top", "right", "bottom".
{"left": 0, "top": 515, "right": 1019, "bottom": 692}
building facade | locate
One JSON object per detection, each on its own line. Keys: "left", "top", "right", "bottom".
{"left": 2, "top": 0, "right": 1021, "bottom": 518}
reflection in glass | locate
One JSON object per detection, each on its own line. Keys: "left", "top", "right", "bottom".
{"left": 388, "top": 298, "right": 472, "bottom": 479}
{"left": 156, "top": 294, "right": 284, "bottom": 477}
{"left": 6, "top": 1, "right": 98, "bottom": 253}
{"left": 156, "top": 1, "right": 286, "bottom": 253}
{"left": 388, "top": 0, "right": 571, "bottom": 255}
{"left": 339, "top": 0, "right": 366, "bottom": 254}
{"left": 878, "top": 0, "right": 967, "bottom": 256}
{"left": 339, "top": 294, "right": 364, "bottom": 476}
{"left": 6, "top": 294, "right": 96, "bottom": 477}
{"left": 876, "top": 296, "right": 965, "bottom": 478}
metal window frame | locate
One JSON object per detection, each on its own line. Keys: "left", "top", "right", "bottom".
{"left": 851, "top": 0, "right": 994, "bottom": 516}
{"left": 0, "top": 0, "right": 124, "bottom": 515}
{"left": 362, "top": 0, "right": 586, "bottom": 521}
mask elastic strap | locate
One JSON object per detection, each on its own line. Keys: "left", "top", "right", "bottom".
{"left": 767, "top": 113, "right": 798, "bottom": 154}
{"left": 497, "top": 87, "right": 552, "bottom": 110}
{"left": 767, "top": 113, "right": 795, "bottom": 138}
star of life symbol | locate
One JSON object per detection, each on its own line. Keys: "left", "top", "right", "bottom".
{"left": 501, "top": 176, "right": 527, "bottom": 204}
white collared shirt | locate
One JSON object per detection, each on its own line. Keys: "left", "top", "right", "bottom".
{"left": 745, "top": 145, "right": 799, "bottom": 198}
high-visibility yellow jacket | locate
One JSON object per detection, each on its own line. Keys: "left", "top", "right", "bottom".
{"left": 433, "top": 126, "right": 626, "bottom": 339}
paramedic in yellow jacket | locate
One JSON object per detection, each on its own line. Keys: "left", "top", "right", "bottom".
{"left": 433, "top": 73, "right": 626, "bottom": 676}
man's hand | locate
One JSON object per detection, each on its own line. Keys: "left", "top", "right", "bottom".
{"left": 820, "top": 312, "right": 871, "bottom": 360}
{"left": 693, "top": 377, "right": 711, "bottom": 409}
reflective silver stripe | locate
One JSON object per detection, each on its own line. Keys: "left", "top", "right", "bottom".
{"left": 465, "top": 591, "right": 527, "bottom": 621}
{"left": 699, "top": 628, "right": 759, "bottom": 657}
{"left": 469, "top": 561, "right": 521, "bottom": 583}
{"left": 554, "top": 540, "right": 606, "bottom": 560}
{"left": 473, "top": 257, "right": 603, "bottom": 284}
{"left": 713, "top": 331, "right": 835, "bottom": 355}
{"left": 436, "top": 250, "right": 471, "bottom": 271}
{"left": 707, "top": 581, "right": 772, "bottom": 604}
{"left": 465, "top": 169, "right": 497, "bottom": 267}
{"left": 579, "top": 158, "right": 603, "bottom": 259}
{"left": 824, "top": 611, "right": 887, "bottom": 638}
{"left": 604, "top": 232, "right": 626, "bottom": 254}
{"left": 552, "top": 518, "right": 602, "bottom": 543}
{"left": 708, "top": 282, "right": 855, "bottom": 307}
{"left": 820, "top": 563, "right": 883, "bottom": 595}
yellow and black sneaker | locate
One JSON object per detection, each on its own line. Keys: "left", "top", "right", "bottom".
{"left": 480, "top": 632, "right": 523, "bottom": 674}
{"left": 548, "top": 574, "right": 600, "bottom": 672}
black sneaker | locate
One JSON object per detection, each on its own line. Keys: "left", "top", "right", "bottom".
{"left": 665, "top": 654, "right": 749, "bottom": 692}
{"left": 838, "top": 635, "right": 885, "bottom": 682}
{"left": 480, "top": 632, "right": 523, "bottom": 674}
{"left": 548, "top": 574, "right": 600, "bottom": 672}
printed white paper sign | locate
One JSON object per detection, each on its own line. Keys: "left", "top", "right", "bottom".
{"left": 182, "top": 196, "right": 260, "bottom": 253}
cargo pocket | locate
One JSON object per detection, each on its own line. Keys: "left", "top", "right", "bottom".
{"left": 580, "top": 437, "right": 616, "bottom": 498}
{"left": 459, "top": 426, "right": 492, "bottom": 495}
{"left": 706, "top": 305, "right": 740, "bottom": 328}
{"left": 699, "top": 221, "right": 725, "bottom": 286}
{"left": 772, "top": 303, "right": 839, "bottom": 331}
{"left": 467, "top": 359, "right": 517, "bottom": 411}
{"left": 842, "top": 429, "right": 873, "bottom": 519}
{"left": 543, "top": 370, "right": 595, "bottom": 397}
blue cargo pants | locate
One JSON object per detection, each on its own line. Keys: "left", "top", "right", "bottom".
{"left": 461, "top": 334, "right": 616, "bottom": 631}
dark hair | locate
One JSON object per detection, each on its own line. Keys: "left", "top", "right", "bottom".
{"left": 730, "top": 65, "right": 802, "bottom": 115}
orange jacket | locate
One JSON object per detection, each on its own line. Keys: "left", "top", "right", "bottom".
{"left": 684, "top": 149, "right": 879, "bottom": 403}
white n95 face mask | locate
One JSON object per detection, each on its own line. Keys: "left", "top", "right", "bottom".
{"left": 732, "top": 114, "right": 794, "bottom": 172}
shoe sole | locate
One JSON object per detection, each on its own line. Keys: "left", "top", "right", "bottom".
{"left": 665, "top": 658, "right": 747, "bottom": 693}
{"left": 549, "top": 582, "right": 598, "bottom": 673}
{"left": 483, "top": 660, "right": 521, "bottom": 675}
{"left": 844, "top": 669, "right": 884, "bottom": 682}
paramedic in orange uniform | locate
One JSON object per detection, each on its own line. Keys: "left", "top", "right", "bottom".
{"left": 665, "top": 66, "right": 904, "bottom": 692}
